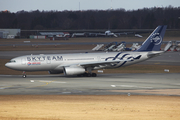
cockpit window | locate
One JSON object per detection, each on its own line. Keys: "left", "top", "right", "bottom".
{"left": 9, "top": 60, "right": 16, "bottom": 63}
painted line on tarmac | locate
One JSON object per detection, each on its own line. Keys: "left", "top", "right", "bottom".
{"left": 28, "top": 80, "right": 54, "bottom": 88}
{"left": 39, "top": 80, "right": 66, "bottom": 83}
{"left": 0, "top": 85, "right": 15, "bottom": 90}
{"left": 29, "top": 80, "right": 66, "bottom": 83}
{"left": 111, "top": 85, "right": 153, "bottom": 89}
{"left": 28, "top": 80, "right": 66, "bottom": 88}
{"left": 62, "top": 92, "right": 72, "bottom": 94}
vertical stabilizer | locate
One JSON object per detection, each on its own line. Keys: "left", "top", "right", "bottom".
{"left": 137, "top": 25, "right": 167, "bottom": 51}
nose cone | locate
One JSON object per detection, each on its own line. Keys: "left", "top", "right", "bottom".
{"left": 5, "top": 62, "right": 11, "bottom": 68}
{"left": 5, "top": 62, "right": 16, "bottom": 69}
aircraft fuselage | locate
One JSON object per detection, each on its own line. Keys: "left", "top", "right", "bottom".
{"left": 5, "top": 51, "right": 154, "bottom": 71}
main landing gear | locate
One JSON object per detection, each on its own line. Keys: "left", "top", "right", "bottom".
{"left": 77, "top": 72, "right": 97, "bottom": 77}
{"left": 22, "top": 71, "right": 26, "bottom": 78}
{"left": 84, "top": 67, "right": 97, "bottom": 77}
{"left": 77, "top": 67, "right": 97, "bottom": 77}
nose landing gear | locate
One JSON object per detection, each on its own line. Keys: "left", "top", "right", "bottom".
{"left": 22, "top": 71, "right": 26, "bottom": 78}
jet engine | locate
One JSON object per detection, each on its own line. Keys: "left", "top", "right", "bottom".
{"left": 48, "top": 70, "right": 63, "bottom": 74}
{"left": 63, "top": 66, "right": 85, "bottom": 75}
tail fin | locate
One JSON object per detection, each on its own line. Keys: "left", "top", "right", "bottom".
{"left": 137, "top": 25, "right": 167, "bottom": 51}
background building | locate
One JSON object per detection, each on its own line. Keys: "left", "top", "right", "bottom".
{"left": 0, "top": 29, "right": 21, "bottom": 38}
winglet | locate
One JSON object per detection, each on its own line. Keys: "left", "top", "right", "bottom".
{"left": 136, "top": 25, "right": 167, "bottom": 51}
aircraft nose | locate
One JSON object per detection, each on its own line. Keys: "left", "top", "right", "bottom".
{"left": 5, "top": 63, "right": 10, "bottom": 68}
{"left": 5, "top": 62, "right": 13, "bottom": 69}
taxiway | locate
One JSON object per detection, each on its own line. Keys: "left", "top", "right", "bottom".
{"left": 0, "top": 73, "right": 180, "bottom": 95}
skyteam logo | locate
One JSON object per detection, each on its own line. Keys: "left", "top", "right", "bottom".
{"left": 150, "top": 33, "right": 162, "bottom": 45}
{"left": 105, "top": 52, "right": 141, "bottom": 68}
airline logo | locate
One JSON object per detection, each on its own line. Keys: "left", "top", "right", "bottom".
{"left": 27, "top": 62, "right": 31, "bottom": 66}
{"left": 27, "top": 62, "right": 41, "bottom": 66}
{"left": 150, "top": 33, "right": 162, "bottom": 45}
{"left": 105, "top": 53, "right": 132, "bottom": 61}
{"left": 105, "top": 52, "right": 141, "bottom": 67}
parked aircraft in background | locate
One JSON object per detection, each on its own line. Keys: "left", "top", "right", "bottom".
{"left": 92, "top": 42, "right": 141, "bottom": 52}
{"left": 71, "top": 30, "right": 130, "bottom": 37}
{"left": 89, "top": 30, "right": 118, "bottom": 37}
{"left": 135, "top": 34, "right": 143, "bottom": 38}
{"left": 5, "top": 26, "right": 167, "bottom": 78}
{"left": 40, "top": 32, "right": 70, "bottom": 40}
{"left": 164, "top": 41, "right": 180, "bottom": 51}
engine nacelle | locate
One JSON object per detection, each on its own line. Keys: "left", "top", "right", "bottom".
{"left": 63, "top": 66, "right": 85, "bottom": 75}
{"left": 48, "top": 70, "right": 63, "bottom": 74}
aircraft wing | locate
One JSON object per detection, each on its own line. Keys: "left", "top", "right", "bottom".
{"left": 63, "top": 59, "right": 133, "bottom": 68}
{"left": 80, "top": 60, "right": 130, "bottom": 67}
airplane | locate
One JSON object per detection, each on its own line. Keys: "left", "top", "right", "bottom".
{"left": 135, "top": 34, "right": 143, "bottom": 38}
{"left": 96, "top": 30, "right": 118, "bottom": 37}
{"left": 5, "top": 25, "right": 167, "bottom": 78}
{"left": 72, "top": 30, "right": 118, "bottom": 37}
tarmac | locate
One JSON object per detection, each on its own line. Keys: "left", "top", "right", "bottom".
{"left": 0, "top": 73, "right": 180, "bottom": 95}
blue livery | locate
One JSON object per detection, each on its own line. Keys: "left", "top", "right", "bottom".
{"left": 136, "top": 25, "right": 167, "bottom": 51}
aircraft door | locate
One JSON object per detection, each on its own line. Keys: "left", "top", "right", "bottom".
{"left": 21, "top": 58, "right": 26, "bottom": 65}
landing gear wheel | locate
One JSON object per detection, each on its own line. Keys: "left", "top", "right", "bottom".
{"left": 22, "top": 75, "right": 26, "bottom": 78}
{"left": 92, "top": 73, "right": 97, "bottom": 77}
{"left": 87, "top": 73, "right": 92, "bottom": 77}
{"left": 83, "top": 73, "right": 88, "bottom": 77}
{"left": 77, "top": 72, "right": 97, "bottom": 77}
